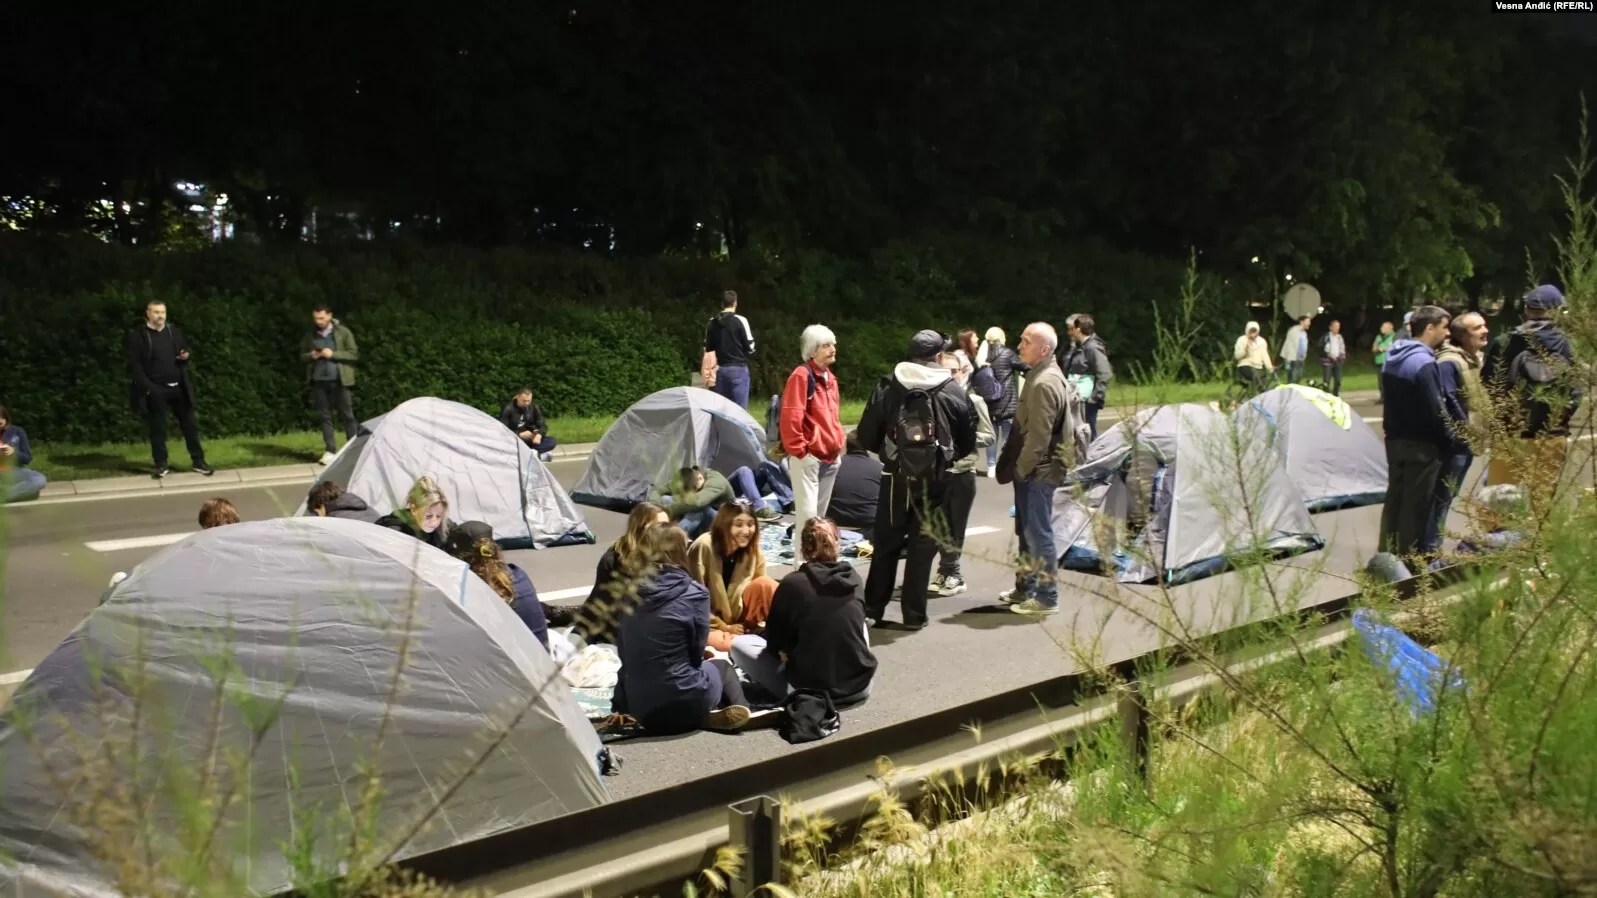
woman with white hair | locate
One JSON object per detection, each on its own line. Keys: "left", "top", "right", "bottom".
{"left": 778, "top": 323, "right": 845, "bottom": 562}
{"left": 980, "top": 326, "right": 1022, "bottom": 474}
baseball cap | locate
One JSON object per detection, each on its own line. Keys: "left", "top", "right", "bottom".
{"left": 444, "top": 520, "right": 494, "bottom": 558}
{"left": 906, "top": 329, "right": 951, "bottom": 360}
{"left": 1524, "top": 284, "right": 1566, "bottom": 311}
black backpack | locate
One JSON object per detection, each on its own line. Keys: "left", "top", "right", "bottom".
{"left": 889, "top": 382, "right": 953, "bottom": 484}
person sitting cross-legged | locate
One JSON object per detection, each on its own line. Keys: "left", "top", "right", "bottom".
{"left": 653, "top": 464, "right": 780, "bottom": 538}
{"left": 730, "top": 517, "right": 877, "bottom": 707}
{"left": 688, "top": 501, "right": 780, "bottom": 652}
{"left": 612, "top": 522, "right": 753, "bottom": 734}
{"left": 0, "top": 405, "right": 47, "bottom": 503}
{"left": 500, "top": 386, "right": 559, "bottom": 463}
{"left": 577, "top": 501, "right": 668, "bottom": 644}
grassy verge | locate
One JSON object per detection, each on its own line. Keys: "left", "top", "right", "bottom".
{"left": 28, "top": 368, "right": 1379, "bottom": 483}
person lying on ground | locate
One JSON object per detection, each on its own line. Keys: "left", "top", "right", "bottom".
{"left": 0, "top": 405, "right": 47, "bottom": 503}
{"left": 198, "top": 497, "right": 240, "bottom": 529}
{"left": 500, "top": 386, "right": 559, "bottom": 463}
{"left": 304, "top": 479, "right": 382, "bottom": 523}
{"left": 376, "top": 475, "right": 453, "bottom": 551}
{"left": 826, "top": 431, "right": 881, "bottom": 535}
{"left": 653, "top": 464, "right": 780, "bottom": 538}
{"left": 731, "top": 517, "right": 877, "bottom": 707}
{"left": 447, "top": 520, "right": 550, "bottom": 649}
{"left": 577, "top": 501, "right": 668, "bottom": 643}
{"left": 688, "top": 501, "right": 780, "bottom": 652}
{"left": 612, "top": 522, "right": 753, "bottom": 734}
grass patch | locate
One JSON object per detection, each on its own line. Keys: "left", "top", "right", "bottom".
{"left": 28, "top": 366, "right": 1379, "bottom": 484}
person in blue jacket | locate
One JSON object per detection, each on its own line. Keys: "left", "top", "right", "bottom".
{"left": 0, "top": 405, "right": 46, "bottom": 503}
{"left": 447, "top": 521, "right": 551, "bottom": 649}
{"left": 1378, "top": 305, "right": 1453, "bottom": 557}
{"left": 612, "top": 522, "right": 753, "bottom": 734}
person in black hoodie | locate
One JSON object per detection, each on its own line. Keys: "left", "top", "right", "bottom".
{"left": 304, "top": 480, "right": 382, "bottom": 524}
{"left": 1482, "top": 285, "right": 1581, "bottom": 507}
{"left": 375, "top": 475, "right": 453, "bottom": 552}
{"left": 730, "top": 518, "right": 877, "bottom": 706}
{"left": 126, "top": 300, "right": 212, "bottom": 479}
{"left": 1061, "top": 313, "right": 1114, "bottom": 440}
{"left": 826, "top": 432, "right": 882, "bottom": 534}
{"left": 500, "top": 386, "right": 559, "bottom": 463}
{"left": 611, "top": 523, "right": 753, "bottom": 734}
{"left": 1378, "top": 305, "right": 1454, "bottom": 557}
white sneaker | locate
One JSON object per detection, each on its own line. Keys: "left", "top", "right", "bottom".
{"left": 540, "top": 451, "right": 555, "bottom": 463}
{"left": 936, "top": 575, "right": 967, "bottom": 596}
{"left": 1010, "top": 599, "right": 1058, "bottom": 616}
{"left": 318, "top": 451, "right": 336, "bottom": 465}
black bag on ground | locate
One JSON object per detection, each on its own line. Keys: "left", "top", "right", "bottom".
{"left": 781, "top": 689, "right": 841, "bottom": 744}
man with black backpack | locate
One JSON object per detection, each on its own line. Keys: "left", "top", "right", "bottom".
{"left": 1482, "top": 285, "right": 1580, "bottom": 508}
{"left": 855, "top": 330, "right": 978, "bottom": 631}
{"left": 997, "top": 322, "right": 1091, "bottom": 617}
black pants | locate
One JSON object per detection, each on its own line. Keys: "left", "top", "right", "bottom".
{"left": 313, "top": 380, "right": 358, "bottom": 452}
{"left": 1379, "top": 439, "right": 1442, "bottom": 557}
{"left": 709, "top": 657, "right": 748, "bottom": 709}
{"left": 864, "top": 475, "right": 944, "bottom": 628}
{"left": 937, "top": 471, "right": 978, "bottom": 577}
{"left": 1085, "top": 401, "right": 1103, "bottom": 441}
{"left": 145, "top": 385, "right": 206, "bottom": 468}
{"left": 1321, "top": 360, "right": 1343, "bottom": 396}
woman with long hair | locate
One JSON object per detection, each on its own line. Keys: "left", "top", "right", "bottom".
{"left": 688, "top": 501, "right": 780, "bottom": 652}
{"left": 577, "top": 501, "right": 667, "bottom": 643}
{"left": 612, "top": 523, "right": 753, "bottom": 733}
{"left": 375, "top": 475, "right": 452, "bottom": 550}
{"left": 446, "top": 520, "right": 550, "bottom": 649}
{"left": 730, "top": 517, "right": 877, "bottom": 706}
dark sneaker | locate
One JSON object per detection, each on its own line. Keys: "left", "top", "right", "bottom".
{"left": 153, "top": 465, "right": 172, "bottom": 479}
{"left": 192, "top": 463, "right": 215, "bottom": 476}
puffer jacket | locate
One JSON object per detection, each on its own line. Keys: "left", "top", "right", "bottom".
{"left": 986, "top": 343, "right": 1022, "bottom": 421}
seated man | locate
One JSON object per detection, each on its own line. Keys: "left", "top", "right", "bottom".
{"left": 500, "top": 386, "right": 558, "bottom": 463}
{"left": 653, "top": 464, "right": 780, "bottom": 538}
{"left": 0, "top": 405, "right": 46, "bottom": 503}
{"left": 305, "top": 480, "right": 382, "bottom": 523}
{"left": 825, "top": 432, "right": 880, "bottom": 535}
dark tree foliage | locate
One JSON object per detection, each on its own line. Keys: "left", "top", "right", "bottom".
{"left": 0, "top": 0, "right": 1592, "bottom": 302}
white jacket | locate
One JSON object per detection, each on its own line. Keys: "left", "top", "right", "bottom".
{"left": 1280, "top": 325, "right": 1309, "bottom": 362}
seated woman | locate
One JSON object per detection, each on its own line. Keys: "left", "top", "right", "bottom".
{"left": 576, "top": 501, "right": 667, "bottom": 644}
{"left": 375, "top": 475, "right": 452, "bottom": 551}
{"left": 731, "top": 518, "right": 876, "bottom": 706}
{"left": 305, "top": 480, "right": 382, "bottom": 523}
{"left": 826, "top": 432, "right": 881, "bottom": 535}
{"left": 446, "top": 520, "right": 550, "bottom": 649}
{"left": 612, "top": 522, "right": 752, "bottom": 734}
{"left": 688, "top": 501, "right": 780, "bottom": 653}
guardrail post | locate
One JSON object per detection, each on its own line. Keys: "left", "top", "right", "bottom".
{"left": 729, "top": 795, "right": 784, "bottom": 895}
{"left": 1118, "top": 681, "right": 1151, "bottom": 786}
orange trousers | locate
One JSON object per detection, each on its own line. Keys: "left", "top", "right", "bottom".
{"left": 707, "top": 576, "right": 778, "bottom": 652}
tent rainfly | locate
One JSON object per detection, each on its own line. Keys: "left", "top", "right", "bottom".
{"left": 1059, "top": 403, "right": 1323, "bottom": 584}
{"left": 1232, "top": 385, "right": 1388, "bottom": 511}
{"left": 571, "top": 387, "right": 768, "bottom": 510}
{"left": 297, "top": 397, "right": 593, "bottom": 548}
{"left": 0, "top": 517, "right": 610, "bottom": 897}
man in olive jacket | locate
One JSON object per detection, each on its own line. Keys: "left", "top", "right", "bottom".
{"left": 300, "top": 305, "right": 360, "bottom": 464}
{"left": 1000, "top": 322, "right": 1088, "bottom": 617}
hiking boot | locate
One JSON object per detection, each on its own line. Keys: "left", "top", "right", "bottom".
{"left": 706, "top": 704, "right": 752, "bottom": 731}
{"left": 1010, "top": 599, "right": 1058, "bottom": 617}
{"left": 754, "top": 505, "right": 782, "bottom": 523}
{"left": 936, "top": 575, "right": 967, "bottom": 596}
{"left": 153, "top": 465, "right": 172, "bottom": 479}
{"left": 318, "top": 451, "right": 337, "bottom": 466}
{"left": 192, "top": 463, "right": 215, "bottom": 476}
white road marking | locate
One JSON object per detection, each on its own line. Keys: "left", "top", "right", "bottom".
{"left": 0, "top": 669, "right": 32, "bottom": 686}
{"left": 964, "top": 525, "right": 1003, "bottom": 537}
{"left": 84, "top": 532, "right": 195, "bottom": 553}
{"left": 540, "top": 585, "right": 591, "bottom": 601}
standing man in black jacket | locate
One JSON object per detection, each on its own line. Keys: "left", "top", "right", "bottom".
{"left": 701, "top": 289, "right": 757, "bottom": 409}
{"left": 855, "top": 330, "right": 978, "bottom": 631}
{"left": 1377, "top": 304, "right": 1453, "bottom": 557}
{"left": 126, "top": 300, "right": 212, "bottom": 479}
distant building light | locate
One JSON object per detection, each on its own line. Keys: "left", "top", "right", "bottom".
{"left": 189, "top": 204, "right": 206, "bottom": 213}
{"left": 1250, "top": 256, "right": 1260, "bottom": 264}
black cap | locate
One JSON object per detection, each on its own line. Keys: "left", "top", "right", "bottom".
{"left": 444, "top": 520, "right": 494, "bottom": 558}
{"left": 906, "top": 329, "right": 950, "bottom": 360}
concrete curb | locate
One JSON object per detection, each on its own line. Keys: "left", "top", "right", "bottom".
{"left": 18, "top": 387, "right": 1381, "bottom": 507}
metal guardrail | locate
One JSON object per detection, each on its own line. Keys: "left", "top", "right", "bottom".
{"left": 343, "top": 561, "right": 1484, "bottom": 898}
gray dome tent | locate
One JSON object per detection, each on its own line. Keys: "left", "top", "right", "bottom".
{"left": 1232, "top": 385, "right": 1388, "bottom": 511}
{"left": 572, "top": 387, "right": 768, "bottom": 510}
{"left": 297, "top": 397, "right": 594, "bottom": 548}
{"left": 1060, "top": 403, "right": 1323, "bottom": 584}
{"left": 0, "top": 517, "right": 610, "bottom": 897}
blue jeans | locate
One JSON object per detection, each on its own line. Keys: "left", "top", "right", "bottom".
{"left": 1320, "top": 360, "right": 1343, "bottom": 395}
{"left": 714, "top": 366, "right": 751, "bottom": 409}
{"left": 1423, "top": 451, "right": 1472, "bottom": 553}
{"left": 1285, "top": 360, "right": 1304, "bottom": 384}
{"left": 725, "top": 465, "right": 774, "bottom": 512}
{"left": 3, "top": 468, "right": 47, "bottom": 503}
{"left": 1013, "top": 477, "right": 1060, "bottom": 607}
{"left": 987, "top": 419, "right": 1013, "bottom": 470}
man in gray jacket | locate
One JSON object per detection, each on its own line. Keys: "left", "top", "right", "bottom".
{"left": 1000, "top": 322, "right": 1089, "bottom": 617}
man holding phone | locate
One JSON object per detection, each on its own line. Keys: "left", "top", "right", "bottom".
{"left": 126, "top": 300, "right": 212, "bottom": 478}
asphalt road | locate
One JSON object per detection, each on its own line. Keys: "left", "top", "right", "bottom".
{"left": 0, "top": 394, "right": 1394, "bottom": 678}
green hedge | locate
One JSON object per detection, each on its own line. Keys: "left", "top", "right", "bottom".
{"left": 0, "top": 235, "right": 1249, "bottom": 445}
